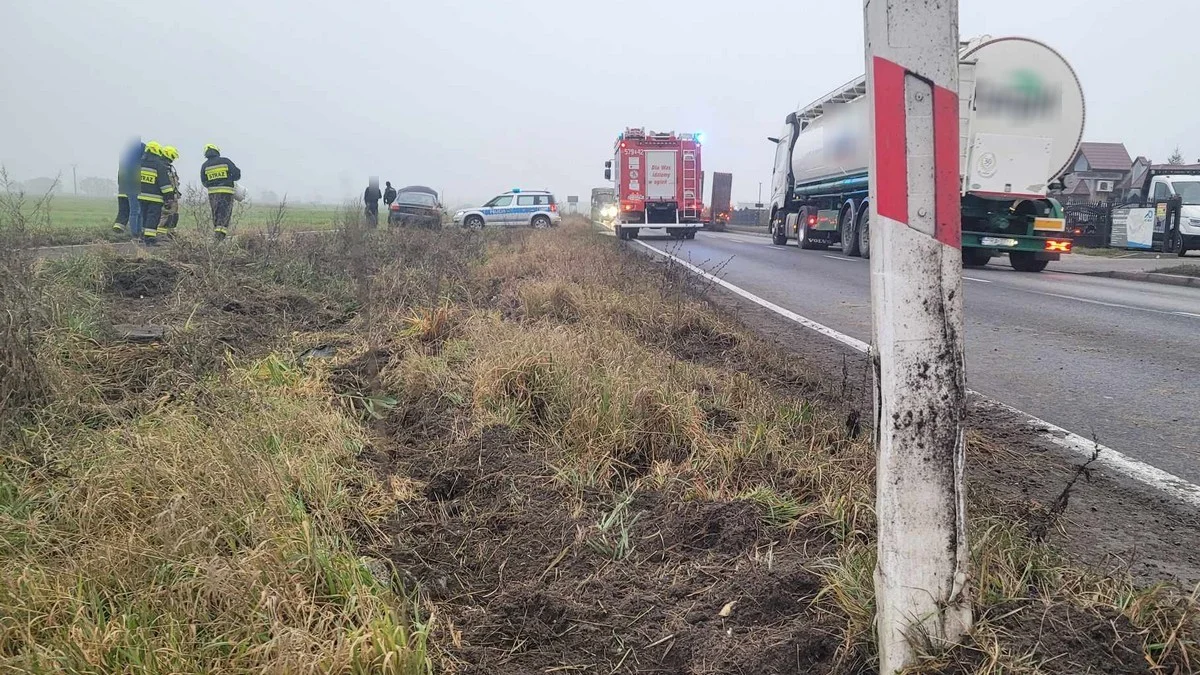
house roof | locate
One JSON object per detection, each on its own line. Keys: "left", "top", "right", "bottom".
{"left": 1078, "top": 142, "right": 1132, "bottom": 171}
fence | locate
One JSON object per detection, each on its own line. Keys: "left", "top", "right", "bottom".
{"left": 1063, "top": 201, "right": 1113, "bottom": 248}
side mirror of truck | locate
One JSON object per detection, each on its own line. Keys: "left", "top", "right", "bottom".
{"left": 604, "top": 160, "right": 612, "bottom": 169}
{"left": 604, "top": 169, "right": 611, "bottom": 181}
{"left": 767, "top": 136, "right": 780, "bottom": 144}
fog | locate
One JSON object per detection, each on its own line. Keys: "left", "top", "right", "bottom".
{"left": 2, "top": 0, "right": 1197, "bottom": 205}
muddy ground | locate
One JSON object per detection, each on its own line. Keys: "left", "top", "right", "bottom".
{"left": 346, "top": 227, "right": 1200, "bottom": 674}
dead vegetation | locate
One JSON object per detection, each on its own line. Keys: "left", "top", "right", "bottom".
{"left": 1, "top": 211, "right": 1196, "bottom": 674}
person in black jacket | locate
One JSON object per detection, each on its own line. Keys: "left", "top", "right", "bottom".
{"left": 364, "top": 177, "right": 382, "bottom": 228}
{"left": 200, "top": 144, "right": 241, "bottom": 240}
{"left": 383, "top": 181, "right": 397, "bottom": 208}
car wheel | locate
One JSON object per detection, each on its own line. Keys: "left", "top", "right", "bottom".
{"left": 532, "top": 215, "right": 551, "bottom": 229}
{"left": 464, "top": 215, "right": 484, "bottom": 230}
{"left": 840, "top": 207, "right": 861, "bottom": 257}
{"left": 857, "top": 208, "right": 870, "bottom": 259}
{"left": 1172, "top": 231, "right": 1189, "bottom": 257}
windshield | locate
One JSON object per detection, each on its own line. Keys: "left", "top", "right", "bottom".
{"left": 396, "top": 192, "right": 437, "bottom": 207}
{"left": 1170, "top": 181, "right": 1200, "bottom": 205}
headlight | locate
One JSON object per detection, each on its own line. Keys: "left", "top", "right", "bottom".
{"left": 454, "top": 211, "right": 464, "bottom": 218}
{"left": 1188, "top": 217, "right": 1200, "bottom": 226}
{"left": 601, "top": 205, "right": 618, "bottom": 217}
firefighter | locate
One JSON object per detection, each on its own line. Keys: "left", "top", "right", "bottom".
{"left": 200, "top": 144, "right": 241, "bottom": 240}
{"left": 113, "top": 137, "right": 144, "bottom": 236}
{"left": 137, "top": 142, "right": 175, "bottom": 245}
{"left": 159, "top": 146, "right": 181, "bottom": 237}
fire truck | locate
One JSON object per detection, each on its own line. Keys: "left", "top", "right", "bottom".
{"left": 604, "top": 128, "right": 704, "bottom": 240}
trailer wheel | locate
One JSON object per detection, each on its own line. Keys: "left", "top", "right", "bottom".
{"left": 857, "top": 208, "right": 870, "bottom": 259}
{"left": 962, "top": 248, "right": 993, "bottom": 268}
{"left": 840, "top": 207, "right": 861, "bottom": 257}
{"left": 1009, "top": 251, "right": 1049, "bottom": 272}
{"left": 771, "top": 219, "right": 788, "bottom": 246}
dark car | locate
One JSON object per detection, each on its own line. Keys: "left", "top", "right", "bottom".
{"left": 387, "top": 185, "right": 443, "bottom": 228}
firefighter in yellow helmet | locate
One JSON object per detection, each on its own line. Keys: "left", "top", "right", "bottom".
{"left": 137, "top": 142, "right": 175, "bottom": 245}
{"left": 200, "top": 144, "right": 241, "bottom": 240}
{"left": 158, "top": 146, "right": 181, "bottom": 237}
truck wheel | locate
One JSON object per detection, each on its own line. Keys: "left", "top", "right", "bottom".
{"left": 684, "top": 229, "right": 697, "bottom": 240}
{"left": 771, "top": 219, "right": 788, "bottom": 246}
{"left": 962, "top": 248, "right": 993, "bottom": 268}
{"left": 628, "top": 227, "right": 640, "bottom": 240}
{"left": 1171, "top": 231, "right": 1189, "bottom": 257}
{"left": 857, "top": 209, "right": 870, "bottom": 259}
{"left": 464, "top": 215, "right": 484, "bottom": 230}
{"left": 840, "top": 208, "right": 861, "bottom": 257}
{"left": 1009, "top": 251, "right": 1049, "bottom": 272}
{"left": 531, "top": 215, "right": 551, "bottom": 229}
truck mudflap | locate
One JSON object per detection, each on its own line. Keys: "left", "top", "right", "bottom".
{"left": 962, "top": 231, "right": 1072, "bottom": 256}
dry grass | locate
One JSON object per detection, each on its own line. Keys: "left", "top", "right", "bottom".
{"left": 3, "top": 210, "right": 1196, "bottom": 673}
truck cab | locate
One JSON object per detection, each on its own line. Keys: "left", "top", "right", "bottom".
{"left": 1139, "top": 170, "right": 1200, "bottom": 255}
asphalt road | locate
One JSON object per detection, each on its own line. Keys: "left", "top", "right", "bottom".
{"left": 633, "top": 228, "right": 1200, "bottom": 483}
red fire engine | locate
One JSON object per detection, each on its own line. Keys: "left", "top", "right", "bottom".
{"left": 603, "top": 128, "right": 703, "bottom": 240}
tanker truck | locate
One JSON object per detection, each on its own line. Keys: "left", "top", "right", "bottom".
{"left": 766, "top": 36, "right": 1085, "bottom": 272}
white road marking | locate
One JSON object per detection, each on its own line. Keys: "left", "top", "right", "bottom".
{"left": 964, "top": 276, "right": 992, "bottom": 283}
{"left": 635, "top": 239, "right": 1200, "bottom": 510}
{"left": 1023, "top": 289, "right": 1198, "bottom": 319}
{"left": 822, "top": 255, "right": 862, "bottom": 263}
{"left": 1173, "top": 311, "right": 1200, "bottom": 319}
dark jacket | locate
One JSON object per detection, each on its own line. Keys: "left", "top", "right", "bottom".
{"left": 201, "top": 154, "right": 241, "bottom": 195}
{"left": 117, "top": 140, "right": 145, "bottom": 197}
{"left": 383, "top": 185, "right": 397, "bottom": 205}
{"left": 364, "top": 185, "right": 382, "bottom": 204}
{"left": 137, "top": 153, "right": 176, "bottom": 203}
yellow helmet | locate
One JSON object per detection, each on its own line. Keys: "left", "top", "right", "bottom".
{"left": 162, "top": 146, "right": 179, "bottom": 162}
{"left": 203, "top": 143, "right": 221, "bottom": 156}
{"left": 145, "top": 141, "right": 163, "bottom": 156}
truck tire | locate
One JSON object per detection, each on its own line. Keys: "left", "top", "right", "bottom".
{"left": 464, "top": 215, "right": 484, "bottom": 230}
{"left": 857, "top": 209, "right": 870, "bottom": 259}
{"left": 1009, "top": 251, "right": 1049, "bottom": 272}
{"left": 962, "top": 248, "right": 993, "bottom": 268}
{"left": 771, "top": 219, "right": 788, "bottom": 246}
{"left": 1170, "top": 230, "right": 1189, "bottom": 257}
{"left": 531, "top": 215, "right": 551, "bottom": 229}
{"left": 840, "top": 207, "right": 861, "bottom": 257}
{"left": 617, "top": 226, "right": 629, "bottom": 240}
{"left": 628, "top": 227, "right": 639, "bottom": 240}
{"left": 684, "top": 229, "right": 697, "bottom": 240}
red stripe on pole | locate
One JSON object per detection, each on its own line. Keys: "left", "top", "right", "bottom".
{"left": 932, "top": 84, "right": 961, "bottom": 249}
{"left": 872, "top": 56, "right": 907, "bottom": 225}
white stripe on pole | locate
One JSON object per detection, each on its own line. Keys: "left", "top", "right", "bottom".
{"left": 865, "top": 1, "right": 971, "bottom": 672}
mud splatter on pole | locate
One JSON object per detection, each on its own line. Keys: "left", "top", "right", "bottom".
{"left": 864, "top": 0, "right": 971, "bottom": 671}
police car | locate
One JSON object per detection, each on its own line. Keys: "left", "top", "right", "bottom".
{"left": 453, "top": 189, "right": 562, "bottom": 229}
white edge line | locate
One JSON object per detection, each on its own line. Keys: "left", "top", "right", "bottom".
{"left": 635, "top": 240, "right": 870, "bottom": 353}
{"left": 635, "top": 239, "right": 1200, "bottom": 510}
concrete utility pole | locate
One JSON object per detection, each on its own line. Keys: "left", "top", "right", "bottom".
{"left": 864, "top": 1, "right": 971, "bottom": 672}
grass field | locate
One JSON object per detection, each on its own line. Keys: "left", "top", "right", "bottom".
{"left": 1, "top": 212, "right": 1196, "bottom": 673}
{"left": 3, "top": 192, "right": 342, "bottom": 247}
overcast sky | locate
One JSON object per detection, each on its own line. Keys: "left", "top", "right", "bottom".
{"left": 2, "top": 0, "right": 1198, "bottom": 205}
